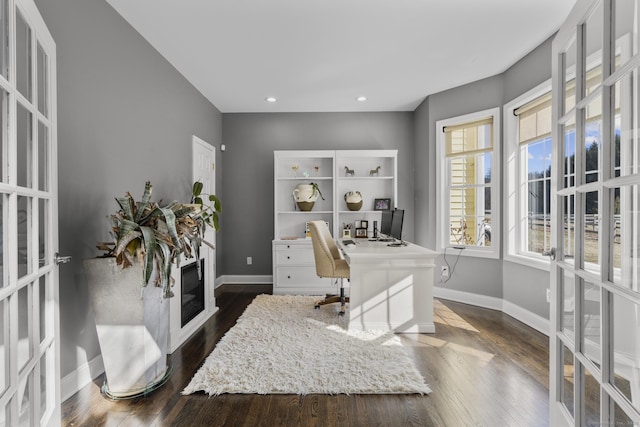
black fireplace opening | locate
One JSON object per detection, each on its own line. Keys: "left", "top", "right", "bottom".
{"left": 181, "top": 258, "right": 205, "bottom": 327}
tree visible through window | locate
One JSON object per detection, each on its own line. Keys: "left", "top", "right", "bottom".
{"left": 516, "top": 91, "right": 552, "bottom": 256}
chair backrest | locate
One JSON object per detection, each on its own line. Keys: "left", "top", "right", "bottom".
{"left": 308, "top": 220, "right": 341, "bottom": 278}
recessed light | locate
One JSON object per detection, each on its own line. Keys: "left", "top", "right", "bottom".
{"left": 356, "top": 96, "right": 367, "bottom": 102}
{"left": 265, "top": 97, "right": 277, "bottom": 103}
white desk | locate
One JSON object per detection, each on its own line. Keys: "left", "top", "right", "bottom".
{"left": 338, "top": 239, "right": 437, "bottom": 333}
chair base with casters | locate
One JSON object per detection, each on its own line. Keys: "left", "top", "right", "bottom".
{"left": 308, "top": 220, "right": 351, "bottom": 316}
{"left": 314, "top": 279, "right": 350, "bottom": 315}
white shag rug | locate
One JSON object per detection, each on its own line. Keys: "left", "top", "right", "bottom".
{"left": 182, "top": 294, "right": 431, "bottom": 395}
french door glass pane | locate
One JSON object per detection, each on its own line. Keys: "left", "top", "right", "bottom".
{"left": 17, "top": 102, "right": 32, "bottom": 189}
{"left": 584, "top": 191, "right": 600, "bottom": 272}
{"left": 562, "top": 273, "right": 576, "bottom": 338}
{"left": 36, "top": 43, "right": 47, "bottom": 117}
{"left": 37, "top": 121, "right": 48, "bottom": 191}
{"left": 614, "top": 76, "right": 636, "bottom": 178}
{"left": 0, "top": 299, "right": 6, "bottom": 396}
{"left": 561, "top": 343, "right": 576, "bottom": 419}
{"left": 17, "top": 195, "right": 32, "bottom": 279}
{"left": 0, "top": 194, "right": 4, "bottom": 284}
{"left": 564, "top": 36, "right": 578, "bottom": 113}
{"left": 17, "top": 372, "right": 32, "bottom": 425}
{"left": 611, "top": 293, "right": 640, "bottom": 411}
{"left": 16, "top": 10, "right": 31, "bottom": 102}
{"left": 0, "top": 0, "right": 8, "bottom": 80}
{"left": 37, "top": 198, "right": 47, "bottom": 267}
{"left": 585, "top": 1, "right": 603, "bottom": 87}
{"left": 18, "top": 284, "right": 31, "bottom": 373}
{"left": 582, "top": 280, "right": 601, "bottom": 368}
{"left": 614, "top": 400, "right": 633, "bottom": 425}
{"left": 614, "top": 0, "right": 638, "bottom": 72}
{"left": 39, "top": 274, "right": 47, "bottom": 344}
{"left": 611, "top": 186, "right": 639, "bottom": 290}
{"left": 564, "top": 115, "right": 577, "bottom": 188}
{"left": 0, "top": 89, "right": 7, "bottom": 183}
{"left": 39, "top": 351, "right": 48, "bottom": 418}
{"left": 563, "top": 195, "right": 576, "bottom": 262}
{"left": 585, "top": 95, "right": 602, "bottom": 184}
{"left": 583, "top": 364, "right": 601, "bottom": 426}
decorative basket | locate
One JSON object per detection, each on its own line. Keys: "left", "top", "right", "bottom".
{"left": 346, "top": 201, "right": 362, "bottom": 211}
{"left": 296, "top": 201, "right": 315, "bottom": 211}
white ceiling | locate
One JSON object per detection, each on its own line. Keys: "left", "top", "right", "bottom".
{"left": 106, "top": 0, "right": 576, "bottom": 113}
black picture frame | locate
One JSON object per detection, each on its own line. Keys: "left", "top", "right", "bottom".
{"left": 374, "top": 198, "right": 391, "bottom": 211}
{"left": 355, "top": 228, "right": 368, "bottom": 238}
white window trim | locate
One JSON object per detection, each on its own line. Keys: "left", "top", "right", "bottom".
{"left": 435, "top": 107, "right": 501, "bottom": 259}
{"left": 503, "top": 80, "right": 552, "bottom": 271}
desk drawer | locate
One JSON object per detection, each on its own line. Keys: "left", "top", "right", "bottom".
{"left": 275, "top": 266, "right": 326, "bottom": 288}
{"left": 275, "top": 248, "right": 315, "bottom": 265}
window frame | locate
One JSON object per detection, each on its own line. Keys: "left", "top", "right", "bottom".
{"left": 504, "top": 80, "right": 553, "bottom": 271}
{"left": 435, "top": 107, "right": 501, "bottom": 259}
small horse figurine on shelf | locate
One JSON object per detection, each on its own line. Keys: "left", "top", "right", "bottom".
{"left": 369, "top": 166, "right": 381, "bottom": 176}
{"left": 344, "top": 166, "right": 355, "bottom": 176}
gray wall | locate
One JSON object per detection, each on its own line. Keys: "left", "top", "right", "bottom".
{"left": 412, "top": 35, "right": 555, "bottom": 311}
{"left": 414, "top": 76, "right": 505, "bottom": 299}
{"left": 501, "top": 35, "right": 554, "bottom": 319}
{"left": 36, "top": 0, "right": 223, "bottom": 379}
{"left": 220, "top": 112, "right": 415, "bottom": 275}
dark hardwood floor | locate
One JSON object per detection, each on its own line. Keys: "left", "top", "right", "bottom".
{"left": 62, "top": 285, "right": 550, "bottom": 427}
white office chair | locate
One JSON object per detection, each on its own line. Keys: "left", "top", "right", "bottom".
{"left": 308, "top": 220, "right": 350, "bottom": 315}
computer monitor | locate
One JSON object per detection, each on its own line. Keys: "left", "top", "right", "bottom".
{"left": 390, "top": 209, "right": 404, "bottom": 241}
{"left": 380, "top": 210, "right": 393, "bottom": 236}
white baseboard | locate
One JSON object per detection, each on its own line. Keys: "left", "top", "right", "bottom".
{"left": 434, "top": 287, "right": 550, "bottom": 337}
{"left": 215, "top": 275, "right": 273, "bottom": 288}
{"left": 502, "top": 300, "right": 550, "bottom": 336}
{"left": 434, "top": 287, "right": 503, "bottom": 311}
{"left": 61, "top": 355, "right": 104, "bottom": 403}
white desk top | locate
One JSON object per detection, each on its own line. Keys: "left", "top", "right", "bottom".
{"left": 338, "top": 238, "right": 438, "bottom": 262}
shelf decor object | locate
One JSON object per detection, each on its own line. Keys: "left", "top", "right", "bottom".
{"left": 345, "top": 191, "right": 363, "bottom": 211}
{"left": 293, "top": 182, "right": 324, "bottom": 211}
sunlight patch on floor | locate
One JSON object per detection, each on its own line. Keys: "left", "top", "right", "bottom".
{"left": 400, "top": 334, "right": 494, "bottom": 365}
{"left": 433, "top": 299, "right": 479, "bottom": 332}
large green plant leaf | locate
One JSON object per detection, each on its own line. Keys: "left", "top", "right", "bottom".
{"left": 138, "top": 225, "right": 157, "bottom": 286}
{"left": 135, "top": 181, "right": 153, "bottom": 223}
{"left": 115, "top": 195, "right": 134, "bottom": 221}
{"left": 156, "top": 241, "right": 173, "bottom": 298}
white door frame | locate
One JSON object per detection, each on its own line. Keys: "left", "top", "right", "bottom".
{"left": 0, "top": 0, "right": 59, "bottom": 425}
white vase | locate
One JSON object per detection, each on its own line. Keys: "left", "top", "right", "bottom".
{"left": 84, "top": 257, "right": 170, "bottom": 398}
{"left": 293, "top": 184, "right": 319, "bottom": 211}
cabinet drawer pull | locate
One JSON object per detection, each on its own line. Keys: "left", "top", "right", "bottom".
{"left": 287, "top": 256, "right": 290, "bottom": 259}
{"left": 287, "top": 245, "right": 290, "bottom": 249}
{"left": 287, "top": 275, "right": 291, "bottom": 279}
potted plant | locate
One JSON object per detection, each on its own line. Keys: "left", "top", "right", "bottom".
{"left": 84, "top": 181, "right": 221, "bottom": 398}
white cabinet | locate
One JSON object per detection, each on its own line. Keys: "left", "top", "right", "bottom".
{"left": 273, "top": 150, "right": 397, "bottom": 294}
{"left": 272, "top": 240, "right": 333, "bottom": 295}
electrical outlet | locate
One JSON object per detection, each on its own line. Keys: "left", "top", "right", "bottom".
{"left": 441, "top": 266, "right": 449, "bottom": 277}
{"left": 546, "top": 288, "right": 551, "bottom": 303}
{"left": 247, "top": 257, "right": 252, "bottom": 265}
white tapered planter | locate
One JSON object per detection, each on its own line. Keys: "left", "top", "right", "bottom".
{"left": 84, "top": 257, "right": 170, "bottom": 398}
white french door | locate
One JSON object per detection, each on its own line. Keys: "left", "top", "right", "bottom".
{"left": 551, "top": 0, "right": 640, "bottom": 425}
{"left": 0, "top": 0, "right": 58, "bottom": 426}
{"left": 192, "top": 135, "right": 216, "bottom": 309}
